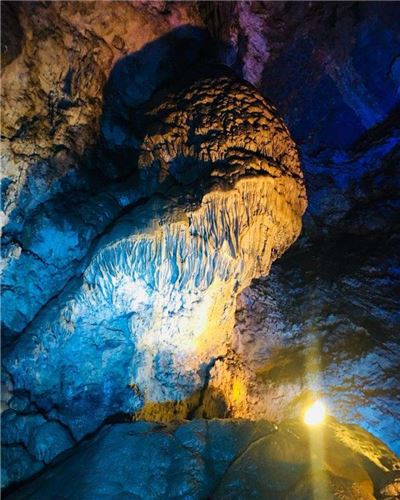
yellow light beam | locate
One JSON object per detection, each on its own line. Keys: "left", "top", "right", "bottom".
{"left": 304, "top": 400, "right": 326, "bottom": 426}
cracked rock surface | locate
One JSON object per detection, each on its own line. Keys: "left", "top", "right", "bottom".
{"left": 7, "top": 418, "right": 400, "bottom": 500}
{"left": 1, "top": 63, "right": 306, "bottom": 487}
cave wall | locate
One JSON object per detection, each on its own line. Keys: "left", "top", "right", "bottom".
{"left": 1, "top": 0, "right": 399, "bottom": 492}
{"left": 1, "top": 2, "right": 308, "bottom": 487}
{"left": 200, "top": 1, "right": 400, "bottom": 237}
{"left": 1, "top": 1, "right": 209, "bottom": 337}
{"left": 199, "top": 1, "right": 400, "bottom": 454}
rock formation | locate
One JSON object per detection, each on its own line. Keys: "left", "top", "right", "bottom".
{"left": 202, "top": 1, "right": 400, "bottom": 239}
{"left": 2, "top": 59, "right": 306, "bottom": 485}
{"left": 1, "top": 1, "right": 399, "bottom": 496}
{"left": 6, "top": 418, "right": 400, "bottom": 500}
{"left": 1, "top": 2, "right": 208, "bottom": 337}
{"left": 197, "top": 0, "right": 400, "bottom": 457}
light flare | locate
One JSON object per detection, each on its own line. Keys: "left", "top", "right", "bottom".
{"left": 304, "top": 400, "right": 326, "bottom": 426}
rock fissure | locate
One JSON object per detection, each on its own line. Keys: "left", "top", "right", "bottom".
{"left": 188, "top": 355, "right": 226, "bottom": 419}
{"left": 209, "top": 432, "right": 276, "bottom": 497}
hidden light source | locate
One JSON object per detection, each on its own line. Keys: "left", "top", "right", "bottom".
{"left": 304, "top": 400, "right": 326, "bottom": 426}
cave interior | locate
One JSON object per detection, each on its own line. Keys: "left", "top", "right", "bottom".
{"left": 1, "top": 1, "right": 400, "bottom": 499}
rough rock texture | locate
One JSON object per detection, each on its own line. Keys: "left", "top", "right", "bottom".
{"left": 1, "top": 411, "right": 75, "bottom": 487}
{"left": 1, "top": 1, "right": 208, "bottom": 336}
{"left": 6, "top": 418, "right": 400, "bottom": 500}
{"left": 1, "top": 1, "right": 205, "bottom": 201}
{"left": 2, "top": 62, "right": 306, "bottom": 486}
{"left": 201, "top": 1, "right": 400, "bottom": 237}
{"left": 136, "top": 66, "right": 302, "bottom": 185}
{"left": 202, "top": 2, "right": 400, "bottom": 143}
{"left": 4, "top": 174, "right": 303, "bottom": 434}
{"left": 227, "top": 234, "right": 400, "bottom": 454}
{"left": 198, "top": 0, "right": 400, "bottom": 456}
{"left": 1, "top": 0, "right": 400, "bottom": 495}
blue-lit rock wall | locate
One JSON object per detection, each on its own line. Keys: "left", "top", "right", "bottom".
{"left": 1, "top": 1, "right": 399, "bottom": 494}
{"left": 209, "top": 1, "right": 400, "bottom": 238}
{"left": 6, "top": 419, "right": 400, "bottom": 499}
{"left": 205, "top": 1, "right": 400, "bottom": 454}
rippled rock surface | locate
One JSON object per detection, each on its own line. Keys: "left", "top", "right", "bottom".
{"left": 1, "top": 66, "right": 306, "bottom": 487}
{"left": 194, "top": 1, "right": 400, "bottom": 459}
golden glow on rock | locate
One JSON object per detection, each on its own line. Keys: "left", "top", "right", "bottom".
{"left": 304, "top": 400, "right": 326, "bottom": 426}
{"left": 231, "top": 378, "right": 246, "bottom": 403}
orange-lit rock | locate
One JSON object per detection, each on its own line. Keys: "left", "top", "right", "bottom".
{"left": 7, "top": 417, "right": 399, "bottom": 499}
{"left": 1, "top": 1, "right": 205, "bottom": 232}
{"left": 4, "top": 71, "right": 306, "bottom": 448}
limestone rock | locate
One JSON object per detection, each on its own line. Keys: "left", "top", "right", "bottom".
{"left": 136, "top": 66, "right": 303, "bottom": 186}
{"left": 1, "top": 446, "right": 43, "bottom": 491}
{"left": 7, "top": 418, "right": 399, "bottom": 499}
{"left": 200, "top": 2, "right": 400, "bottom": 237}
{"left": 228, "top": 235, "right": 400, "bottom": 454}
{"left": 201, "top": 2, "right": 400, "bottom": 150}
{"left": 2, "top": 69, "right": 306, "bottom": 487}
{"left": 1, "top": 1, "right": 205, "bottom": 212}
{"left": 1, "top": 1, "right": 208, "bottom": 336}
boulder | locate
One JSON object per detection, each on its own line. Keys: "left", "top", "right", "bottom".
{"left": 7, "top": 418, "right": 399, "bottom": 499}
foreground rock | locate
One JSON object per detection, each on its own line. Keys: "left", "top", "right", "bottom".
{"left": 6, "top": 418, "right": 400, "bottom": 499}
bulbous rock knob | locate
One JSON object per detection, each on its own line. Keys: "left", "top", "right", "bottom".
{"left": 5, "top": 66, "right": 307, "bottom": 438}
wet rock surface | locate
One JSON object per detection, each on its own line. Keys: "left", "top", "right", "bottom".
{"left": 6, "top": 418, "right": 400, "bottom": 500}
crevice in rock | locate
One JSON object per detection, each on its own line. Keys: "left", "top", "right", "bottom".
{"left": 1, "top": 410, "right": 130, "bottom": 496}
{"left": 29, "top": 403, "right": 77, "bottom": 446}
{"left": 188, "top": 355, "right": 226, "bottom": 419}
{"left": 1, "top": 442, "right": 44, "bottom": 466}
{"left": 208, "top": 431, "right": 277, "bottom": 498}
{"left": 2, "top": 190, "right": 154, "bottom": 344}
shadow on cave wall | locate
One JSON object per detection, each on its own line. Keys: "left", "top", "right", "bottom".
{"left": 2, "top": 25, "right": 239, "bottom": 494}
{"left": 1, "top": 24, "right": 229, "bottom": 344}
{"left": 98, "top": 24, "right": 218, "bottom": 178}
{"left": 1, "top": 2, "right": 23, "bottom": 69}
{"left": 3, "top": 23, "right": 218, "bottom": 229}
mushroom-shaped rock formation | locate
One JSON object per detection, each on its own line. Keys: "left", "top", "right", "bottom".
{"left": 2, "top": 68, "right": 306, "bottom": 485}
{"left": 136, "top": 66, "right": 303, "bottom": 187}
